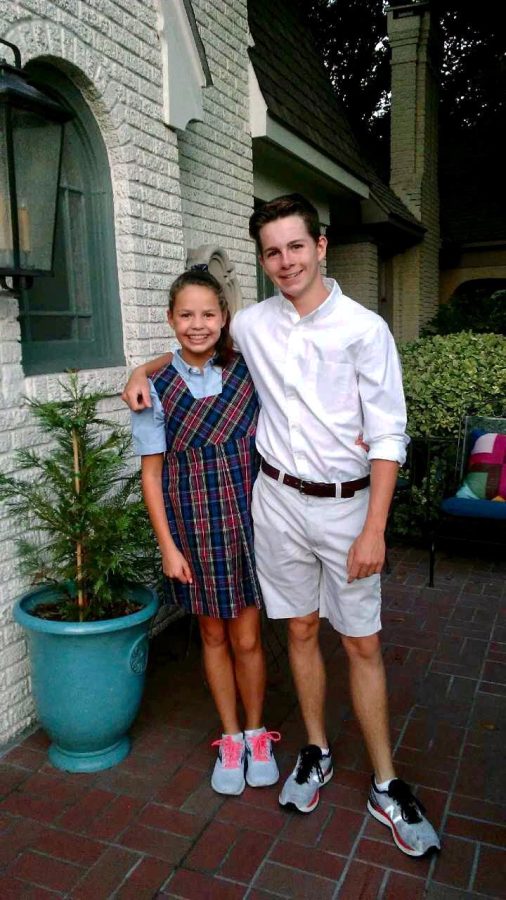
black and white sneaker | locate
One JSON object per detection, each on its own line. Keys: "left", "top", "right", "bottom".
{"left": 367, "top": 776, "right": 441, "bottom": 857}
{"left": 279, "top": 745, "right": 333, "bottom": 813}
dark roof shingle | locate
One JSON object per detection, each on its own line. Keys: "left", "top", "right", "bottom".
{"left": 248, "top": 0, "right": 420, "bottom": 231}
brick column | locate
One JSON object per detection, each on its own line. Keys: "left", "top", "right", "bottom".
{"left": 388, "top": 1, "right": 440, "bottom": 339}
{"left": 327, "top": 241, "right": 379, "bottom": 311}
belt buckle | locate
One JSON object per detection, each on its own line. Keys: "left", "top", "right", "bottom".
{"left": 299, "top": 479, "right": 310, "bottom": 495}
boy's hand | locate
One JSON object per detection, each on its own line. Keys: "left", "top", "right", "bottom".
{"left": 121, "top": 368, "right": 152, "bottom": 411}
{"left": 346, "top": 527, "right": 385, "bottom": 582}
{"left": 162, "top": 547, "right": 193, "bottom": 584}
{"left": 121, "top": 353, "right": 175, "bottom": 410}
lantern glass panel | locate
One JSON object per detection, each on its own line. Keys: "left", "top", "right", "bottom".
{"left": 0, "top": 107, "right": 14, "bottom": 271}
{"left": 12, "top": 107, "right": 62, "bottom": 272}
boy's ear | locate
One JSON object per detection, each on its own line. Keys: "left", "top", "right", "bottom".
{"left": 316, "top": 234, "right": 327, "bottom": 261}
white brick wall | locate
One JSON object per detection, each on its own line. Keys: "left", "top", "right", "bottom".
{"left": 177, "top": 0, "right": 257, "bottom": 314}
{"left": 0, "top": 0, "right": 256, "bottom": 746}
{"left": 327, "top": 242, "right": 379, "bottom": 311}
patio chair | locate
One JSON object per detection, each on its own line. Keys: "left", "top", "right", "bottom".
{"left": 385, "top": 435, "right": 454, "bottom": 574}
{"left": 428, "top": 415, "right": 506, "bottom": 586}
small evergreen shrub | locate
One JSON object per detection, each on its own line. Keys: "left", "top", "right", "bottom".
{"left": 0, "top": 374, "right": 157, "bottom": 622}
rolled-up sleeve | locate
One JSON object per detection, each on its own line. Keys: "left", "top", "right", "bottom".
{"left": 130, "top": 381, "right": 166, "bottom": 456}
{"left": 357, "top": 320, "right": 409, "bottom": 466}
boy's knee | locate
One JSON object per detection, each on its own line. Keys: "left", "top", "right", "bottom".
{"left": 341, "top": 632, "right": 381, "bottom": 662}
{"left": 288, "top": 612, "right": 320, "bottom": 646}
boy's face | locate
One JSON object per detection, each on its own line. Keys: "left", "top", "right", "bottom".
{"left": 258, "top": 214, "right": 327, "bottom": 303}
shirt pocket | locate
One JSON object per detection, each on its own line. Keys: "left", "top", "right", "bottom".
{"left": 307, "top": 361, "right": 358, "bottom": 413}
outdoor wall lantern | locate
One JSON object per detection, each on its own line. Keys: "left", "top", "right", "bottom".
{"left": 0, "top": 38, "right": 71, "bottom": 295}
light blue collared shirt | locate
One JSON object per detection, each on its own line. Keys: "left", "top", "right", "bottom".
{"left": 131, "top": 350, "right": 222, "bottom": 456}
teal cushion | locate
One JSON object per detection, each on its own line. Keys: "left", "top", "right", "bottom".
{"left": 441, "top": 497, "right": 506, "bottom": 519}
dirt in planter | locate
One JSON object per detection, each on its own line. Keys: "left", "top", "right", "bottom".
{"left": 30, "top": 599, "right": 144, "bottom": 622}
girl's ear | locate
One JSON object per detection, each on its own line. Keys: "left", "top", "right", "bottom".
{"left": 167, "top": 309, "right": 173, "bottom": 326}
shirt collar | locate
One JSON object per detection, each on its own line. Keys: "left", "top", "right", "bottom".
{"left": 280, "top": 278, "right": 342, "bottom": 322}
{"left": 175, "top": 348, "right": 217, "bottom": 375}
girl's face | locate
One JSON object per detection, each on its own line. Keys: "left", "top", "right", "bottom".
{"left": 168, "top": 285, "right": 227, "bottom": 368}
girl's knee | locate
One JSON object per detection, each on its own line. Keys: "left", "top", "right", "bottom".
{"left": 341, "top": 632, "right": 381, "bottom": 661}
{"left": 229, "top": 610, "right": 262, "bottom": 656}
{"left": 198, "top": 616, "right": 227, "bottom": 649}
{"left": 231, "top": 631, "right": 261, "bottom": 656}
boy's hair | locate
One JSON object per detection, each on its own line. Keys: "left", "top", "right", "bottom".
{"left": 249, "top": 193, "right": 321, "bottom": 252}
{"left": 169, "top": 268, "right": 234, "bottom": 368}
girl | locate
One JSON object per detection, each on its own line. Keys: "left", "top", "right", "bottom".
{"left": 131, "top": 268, "right": 280, "bottom": 796}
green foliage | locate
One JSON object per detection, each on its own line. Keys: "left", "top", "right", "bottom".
{"left": 421, "top": 287, "right": 506, "bottom": 337}
{"left": 297, "top": 1, "right": 504, "bottom": 158}
{"left": 392, "top": 331, "right": 506, "bottom": 537}
{"left": 0, "top": 374, "right": 157, "bottom": 621}
{"left": 400, "top": 332, "right": 506, "bottom": 438}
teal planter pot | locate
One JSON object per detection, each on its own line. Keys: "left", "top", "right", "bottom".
{"left": 14, "top": 583, "right": 158, "bottom": 773}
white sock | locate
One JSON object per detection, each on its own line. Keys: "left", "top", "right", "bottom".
{"left": 244, "top": 726, "right": 266, "bottom": 736}
{"left": 223, "top": 732, "right": 243, "bottom": 741}
{"left": 320, "top": 747, "right": 330, "bottom": 757}
{"left": 375, "top": 777, "right": 393, "bottom": 792}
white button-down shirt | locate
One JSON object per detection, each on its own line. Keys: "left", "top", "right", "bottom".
{"left": 231, "top": 278, "right": 408, "bottom": 483}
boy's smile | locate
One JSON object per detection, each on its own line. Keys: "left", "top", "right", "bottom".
{"left": 258, "top": 214, "right": 328, "bottom": 314}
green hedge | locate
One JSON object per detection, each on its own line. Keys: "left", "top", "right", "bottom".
{"left": 392, "top": 332, "right": 506, "bottom": 538}
{"left": 400, "top": 331, "right": 506, "bottom": 438}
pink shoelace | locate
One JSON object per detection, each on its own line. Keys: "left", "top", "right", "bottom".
{"left": 211, "top": 735, "right": 244, "bottom": 769}
{"left": 247, "top": 730, "right": 281, "bottom": 762}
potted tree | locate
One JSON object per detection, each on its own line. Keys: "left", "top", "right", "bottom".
{"left": 0, "top": 374, "right": 159, "bottom": 773}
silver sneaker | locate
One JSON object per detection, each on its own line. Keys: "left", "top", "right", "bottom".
{"left": 245, "top": 728, "right": 281, "bottom": 787}
{"left": 367, "top": 777, "right": 441, "bottom": 857}
{"left": 211, "top": 735, "right": 245, "bottom": 796}
{"left": 279, "top": 744, "right": 333, "bottom": 813}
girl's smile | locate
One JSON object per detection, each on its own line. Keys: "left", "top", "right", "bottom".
{"left": 168, "top": 285, "right": 227, "bottom": 368}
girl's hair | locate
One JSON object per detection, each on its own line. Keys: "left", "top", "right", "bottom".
{"left": 169, "top": 268, "right": 234, "bottom": 368}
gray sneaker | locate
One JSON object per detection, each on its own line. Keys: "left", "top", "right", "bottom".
{"left": 279, "top": 744, "right": 333, "bottom": 813}
{"left": 367, "top": 777, "right": 441, "bottom": 857}
{"left": 245, "top": 728, "right": 281, "bottom": 787}
{"left": 211, "top": 735, "right": 245, "bottom": 796}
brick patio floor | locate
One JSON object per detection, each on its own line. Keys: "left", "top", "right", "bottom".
{"left": 1, "top": 545, "right": 505, "bottom": 899}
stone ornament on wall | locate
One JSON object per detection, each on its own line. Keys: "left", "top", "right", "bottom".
{"left": 186, "top": 246, "right": 242, "bottom": 317}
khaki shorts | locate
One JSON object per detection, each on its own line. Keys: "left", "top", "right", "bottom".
{"left": 251, "top": 471, "right": 381, "bottom": 637}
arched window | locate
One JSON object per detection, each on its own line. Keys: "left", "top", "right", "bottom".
{"left": 18, "top": 63, "right": 124, "bottom": 375}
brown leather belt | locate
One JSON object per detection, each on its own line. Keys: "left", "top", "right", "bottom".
{"left": 260, "top": 459, "right": 370, "bottom": 498}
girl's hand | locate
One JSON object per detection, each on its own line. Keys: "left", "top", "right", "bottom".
{"left": 162, "top": 547, "right": 193, "bottom": 584}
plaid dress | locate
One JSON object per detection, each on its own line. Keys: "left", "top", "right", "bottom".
{"left": 152, "top": 353, "right": 263, "bottom": 618}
